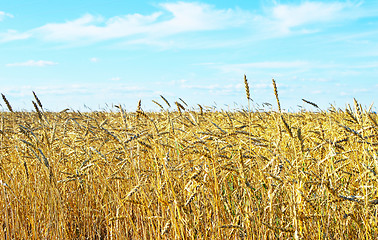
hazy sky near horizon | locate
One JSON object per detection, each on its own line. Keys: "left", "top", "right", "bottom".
{"left": 1, "top": 0, "right": 378, "bottom": 111}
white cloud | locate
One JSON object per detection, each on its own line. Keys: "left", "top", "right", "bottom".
{"left": 212, "top": 61, "right": 309, "bottom": 74}
{"left": 90, "top": 57, "right": 99, "bottom": 62}
{"left": 0, "top": 1, "right": 369, "bottom": 46}
{"left": 311, "top": 90, "right": 324, "bottom": 95}
{"left": 110, "top": 77, "right": 121, "bottom": 81}
{"left": 270, "top": 2, "right": 348, "bottom": 33}
{"left": 181, "top": 82, "right": 244, "bottom": 93}
{"left": 0, "top": 11, "right": 13, "bottom": 21}
{"left": 234, "top": 61, "right": 309, "bottom": 69}
{"left": 2, "top": 83, "right": 144, "bottom": 97}
{"left": 253, "top": 83, "right": 270, "bottom": 89}
{"left": 30, "top": 2, "right": 246, "bottom": 43}
{"left": 156, "top": 2, "right": 247, "bottom": 34}
{"left": 24, "top": 2, "right": 249, "bottom": 45}
{"left": 353, "top": 88, "right": 369, "bottom": 93}
{"left": 0, "top": 30, "right": 31, "bottom": 43}
{"left": 6, "top": 60, "right": 58, "bottom": 67}
{"left": 32, "top": 13, "right": 158, "bottom": 42}
{"left": 156, "top": 79, "right": 187, "bottom": 86}
{"left": 350, "top": 62, "right": 378, "bottom": 69}
{"left": 0, "top": 82, "right": 155, "bottom": 111}
{"left": 181, "top": 83, "right": 220, "bottom": 90}
{"left": 208, "top": 60, "right": 368, "bottom": 76}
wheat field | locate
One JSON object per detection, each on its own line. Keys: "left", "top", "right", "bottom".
{"left": 1, "top": 78, "right": 378, "bottom": 239}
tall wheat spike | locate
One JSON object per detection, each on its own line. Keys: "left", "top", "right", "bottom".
{"left": 302, "top": 99, "right": 319, "bottom": 108}
{"left": 33, "top": 91, "right": 43, "bottom": 109}
{"left": 32, "top": 101, "right": 43, "bottom": 121}
{"left": 353, "top": 98, "right": 363, "bottom": 125}
{"left": 160, "top": 95, "right": 171, "bottom": 108}
{"left": 244, "top": 74, "right": 250, "bottom": 100}
{"left": 1, "top": 93, "right": 13, "bottom": 112}
{"left": 152, "top": 100, "right": 164, "bottom": 110}
{"left": 272, "top": 79, "right": 281, "bottom": 113}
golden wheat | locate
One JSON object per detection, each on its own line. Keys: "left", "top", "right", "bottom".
{"left": 0, "top": 84, "right": 377, "bottom": 239}
{"left": 244, "top": 74, "right": 250, "bottom": 100}
{"left": 272, "top": 79, "right": 281, "bottom": 113}
{"left": 1, "top": 93, "right": 13, "bottom": 112}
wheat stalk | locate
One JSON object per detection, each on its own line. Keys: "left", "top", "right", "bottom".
{"left": 244, "top": 74, "right": 250, "bottom": 100}
{"left": 32, "top": 91, "right": 43, "bottom": 110}
{"left": 281, "top": 115, "right": 293, "bottom": 138}
{"left": 152, "top": 100, "right": 164, "bottom": 110}
{"left": 272, "top": 79, "right": 281, "bottom": 113}
{"left": 161, "top": 220, "right": 171, "bottom": 235}
{"left": 160, "top": 95, "right": 171, "bottom": 108}
{"left": 32, "top": 101, "right": 43, "bottom": 121}
{"left": 175, "top": 101, "right": 185, "bottom": 112}
{"left": 297, "top": 127, "right": 304, "bottom": 153}
{"left": 1, "top": 94, "right": 13, "bottom": 112}
{"left": 179, "top": 98, "right": 188, "bottom": 107}
{"left": 353, "top": 98, "right": 363, "bottom": 125}
{"left": 198, "top": 104, "right": 203, "bottom": 115}
{"left": 302, "top": 99, "right": 319, "bottom": 108}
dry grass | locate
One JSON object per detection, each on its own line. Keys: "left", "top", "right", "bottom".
{"left": 1, "top": 82, "right": 378, "bottom": 239}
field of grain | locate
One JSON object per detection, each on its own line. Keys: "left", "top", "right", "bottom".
{"left": 1, "top": 80, "right": 378, "bottom": 239}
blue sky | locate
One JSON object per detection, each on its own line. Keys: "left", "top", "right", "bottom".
{"left": 0, "top": 0, "right": 377, "bottom": 111}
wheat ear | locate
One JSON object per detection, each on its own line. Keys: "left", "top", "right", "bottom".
{"left": 1, "top": 94, "right": 13, "bottom": 112}
{"left": 160, "top": 95, "right": 171, "bottom": 108}
{"left": 32, "top": 91, "right": 43, "bottom": 109}
{"left": 302, "top": 99, "right": 319, "bottom": 108}
{"left": 272, "top": 79, "right": 281, "bottom": 113}
{"left": 244, "top": 74, "right": 250, "bottom": 100}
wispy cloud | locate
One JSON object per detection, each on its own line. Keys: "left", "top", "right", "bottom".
{"left": 0, "top": 30, "right": 31, "bottom": 43}
{"left": 268, "top": 1, "right": 351, "bottom": 34}
{"left": 228, "top": 61, "right": 309, "bottom": 69}
{"left": 110, "top": 77, "right": 121, "bottom": 81}
{"left": 0, "top": 2, "right": 253, "bottom": 46}
{"left": 6, "top": 60, "right": 58, "bottom": 67}
{"left": 0, "top": 11, "right": 13, "bottom": 21}
{"left": 2, "top": 83, "right": 145, "bottom": 97}
{"left": 207, "top": 60, "right": 378, "bottom": 75}
{"left": 0, "top": 1, "right": 371, "bottom": 47}
{"left": 181, "top": 82, "right": 247, "bottom": 92}
{"left": 154, "top": 79, "right": 187, "bottom": 86}
{"left": 90, "top": 57, "right": 99, "bottom": 62}
{"left": 31, "top": 2, "right": 248, "bottom": 43}
{"left": 209, "top": 61, "right": 310, "bottom": 75}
